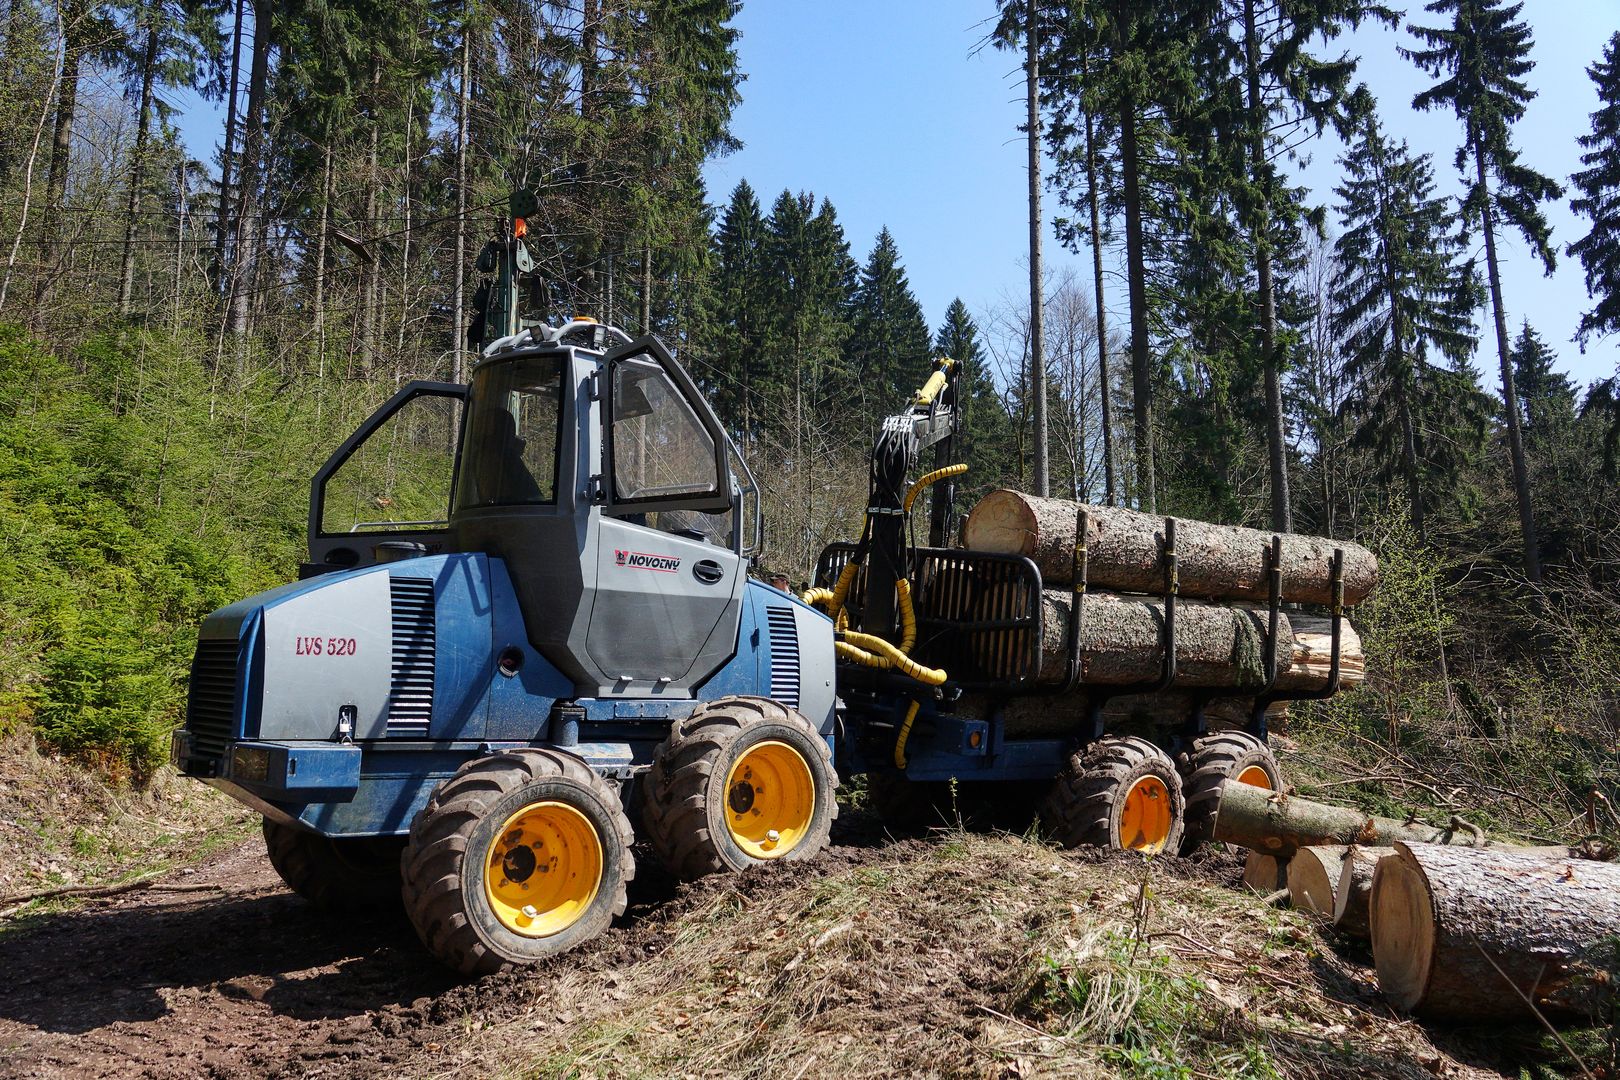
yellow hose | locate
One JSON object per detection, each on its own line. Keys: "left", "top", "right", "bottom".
{"left": 839, "top": 630, "right": 946, "bottom": 686}
{"left": 894, "top": 700, "right": 922, "bottom": 768}
{"left": 895, "top": 577, "right": 918, "bottom": 653}
{"left": 902, "top": 463, "right": 969, "bottom": 515}
{"left": 799, "top": 587, "right": 835, "bottom": 608}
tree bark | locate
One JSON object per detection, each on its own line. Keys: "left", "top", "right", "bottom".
{"left": 214, "top": 0, "right": 244, "bottom": 286}
{"left": 1287, "top": 845, "right": 1347, "bottom": 917}
{"left": 312, "top": 139, "right": 331, "bottom": 368}
{"left": 1032, "top": 590, "right": 1287, "bottom": 688}
{"left": 41, "top": 0, "right": 85, "bottom": 246}
{"left": 1242, "top": 0, "right": 1291, "bottom": 534}
{"left": 1117, "top": 76, "right": 1154, "bottom": 512}
{"left": 1331, "top": 843, "right": 1390, "bottom": 938}
{"left": 226, "top": 0, "right": 269, "bottom": 346}
{"left": 1473, "top": 138, "right": 1541, "bottom": 584}
{"left": 961, "top": 689, "right": 1286, "bottom": 740}
{"left": 1212, "top": 781, "right": 1493, "bottom": 859}
{"left": 117, "top": 21, "right": 161, "bottom": 317}
{"left": 360, "top": 56, "right": 380, "bottom": 371}
{"left": 451, "top": 4, "right": 470, "bottom": 380}
{"left": 1372, "top": 841, "right": 1620, "bottom": 1020}
{"left": 963, "top": 490, "right": 1378, "bottom": 605}
{"left": 1025, "top": 0, "right": 1048, "bottom": 497}
{"left": 1082, "top": 47, "right": 1115, "bottom": 508}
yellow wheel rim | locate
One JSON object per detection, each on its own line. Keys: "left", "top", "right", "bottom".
{"left": 1236, "top": 764, "right": 1274, "bottom": 790}
{"left": 723, "top": 740, "right": 816, "bottom": 860}
{"left": 1118, "top": 775, "right": 1173, "bottom": 853}
{"left": 484, "top": 800, "right": 603, "bottom": 938}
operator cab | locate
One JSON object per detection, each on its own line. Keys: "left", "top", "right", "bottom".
{"left": 305, "top": 322, "right": 762, "bottom": 700}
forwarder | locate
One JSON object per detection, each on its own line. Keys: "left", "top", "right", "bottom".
{"left": 172, "top": 193, "right": 1360, "bottom": 974}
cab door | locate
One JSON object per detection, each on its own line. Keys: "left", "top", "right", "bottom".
{"left": 587, "top": 338, "right": 743, "bottom": 692}
{"left": 307, "top": 382, "right": 466, "bottom": 575}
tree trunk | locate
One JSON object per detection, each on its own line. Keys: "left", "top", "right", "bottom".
{"left": 640, "top": 242, "right": 652, "bottom": 333}
{"left": 1287, "top": 845, "right": 1347, "bottom": 917}
{"left": 214, "top": 0, "right": 245, "bottom": 286}
{"left": 1244, "top": 851, "right": 1288, "bottom": 893}
{"left": 312, "top": 140, "right": 331, "bottom": 368}
{"left": 451, "top": 5, "right": 470, "bottom": 380}
{"left": 1242, "top": 0, "right": 1291, "bottom": 534}
{"left": 1082, "top": 48, "right": 1115, "bottom": 508}
{"left": 1031, "top": 590, "right": 1287, "bottom": 688}
{"left": 117, "top": 21, "right": 161, "bottom": 317}
{"left": 1025, "top": 0, "right": 1048, "bottom": 498}
{"left": 360, "top": 56, "right": 380, "bottom": 372}
{"left": 41, "top": 1, "right": 84, "bottom": 245}
{"left": 1212, "top": 781, "right": 1494, "bottom": 858}
{"left": 1473, "top": 139, "right": 1541, "bottom": 584}
{"left": 1331, "top": 843, "right": 1389, "bottom": 938}
{"left": 1372, "top": 841, "right": 1620, "bottom": 1019}
{"left": 1113, "top": 25, "right": 1154, "bottom": 512}
{"left": 963, "top": 490, "right": 1378, "bottom": 605}
{"left": 226, "top": 0, "right": 269, "bottom": 345}
{"left": 961, "top": 689, "right": 1286, "bottom": 740}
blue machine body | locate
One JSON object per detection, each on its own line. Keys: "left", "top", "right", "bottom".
{"left": 173, "top": 553, "right": 831, "bottom": 837}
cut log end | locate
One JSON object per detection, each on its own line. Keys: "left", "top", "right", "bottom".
{"left": 1370, "top": 850, "right": 1439, "bottom": 1013}
{"left": 1287, "top": 847, "right": 1345, "bottom": 917}
{"left": 1242, "top": 851, "right": 1288, "bottom": 893}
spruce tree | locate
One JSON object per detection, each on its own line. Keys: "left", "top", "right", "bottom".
{"left": 709, "top": 179, "right": 769, "bottom": 431}
{"left": 935, "top": 298, "right": 1016, "bottom": 491}
{"left": 1569, "top": 32, "right": 1620, "bottom": 350}
{"left": 1509, "top": 321, "right": 1575, "bottom": 449}
{"left": 848, "top": 228, "right": 932, "bottom": 421}
{"left": 1405, "top": 0, "right": 1562, "bottom": 581}
{"left": 1331, "top": 107, "right": 1481, "bottom": 535}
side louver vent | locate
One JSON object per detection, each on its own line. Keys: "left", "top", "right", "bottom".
{"left": 765, "top": 605, "right": 801, "bottom": 709}
{"left": 388, "top": 577, "right": 435, "bottom": 736}
{"left": 186, "top": 638, "right": 241, "bottom": 758}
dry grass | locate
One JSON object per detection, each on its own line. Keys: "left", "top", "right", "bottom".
{"left": 397, "top": 829, "right": 1515, "bottom": 1080}
{"left": 0, "top": 729, "right": 254, "bottom": 912}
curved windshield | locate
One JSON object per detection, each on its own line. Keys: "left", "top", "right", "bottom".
{"left": 455, "top": 354, "right": 564, "bottom": 509}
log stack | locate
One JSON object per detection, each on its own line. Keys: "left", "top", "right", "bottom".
{"left": 961, "top": 490, "right": 1371, "bottom": 707}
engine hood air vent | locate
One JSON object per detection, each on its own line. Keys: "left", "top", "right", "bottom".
{"left": 387, "top": 577, "right": 436, "bottom": 736}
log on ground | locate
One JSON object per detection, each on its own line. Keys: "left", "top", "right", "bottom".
{"left": 1330, "top": 844, "right": 1390, "bottom": 938}
{"left": 1033, "top": 591, "right": 1290, "bottom": 688}
{"left": 963, "top": 489, "right": 1377, "bottom": 606}
{"left": 1243, "top": 851, "right": 1288, "bottom": 894}
{"left": 1287, "top": 846, "right": 1348, "bottom": 917}
{"left": 1211, "top": 780, "right": 1495, "bottom": 859}
{"left": 1371, "top": 842, "right": 1620, "bottom": 1021}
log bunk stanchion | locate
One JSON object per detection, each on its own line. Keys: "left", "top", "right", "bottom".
{"left": 1249, "top": 546, "right": 1346, "bottom": 739}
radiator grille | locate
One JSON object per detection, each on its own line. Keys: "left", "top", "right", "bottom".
{"left": 765, "top": 605, "right": 801, "bottom": 709}
{"left": 186, "top": 638, "right": 241, "bottom": 758}
{"left": 814, "top": 544, "right": 1043, "bottom": 690}
{"left": 388, "top": 577, "right": 436, "bottom": 736}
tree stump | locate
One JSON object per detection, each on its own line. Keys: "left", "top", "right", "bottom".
{"left": 1371, "top": 842, "right": 1620, "bottom": 1020}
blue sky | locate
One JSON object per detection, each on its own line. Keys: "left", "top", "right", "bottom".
{"left": 702, "top": 0, "right": 1620, "bottom": 391}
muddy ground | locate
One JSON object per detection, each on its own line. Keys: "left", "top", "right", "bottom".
{"left": 0, "top": 812, "right": 1574, "bottom": 1080}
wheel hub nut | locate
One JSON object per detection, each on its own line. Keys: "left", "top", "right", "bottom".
{"left": 766, "top": 829, "right": 780, "bottom": 844}
{"left": 521, "top": 905, "right": 539, "bottom": 920}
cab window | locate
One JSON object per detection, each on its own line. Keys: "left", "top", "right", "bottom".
{"left": 610, "top": 356, "right": 718, "bottom": 503}
{"left": 455, "top": 354, "right": 564, "bottom": 509}
{"left": 320, "top": 394, "right": 462, "bottom": 535}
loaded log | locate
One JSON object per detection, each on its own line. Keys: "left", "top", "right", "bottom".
{"left": 963, "top": 490, "right": 1377, "bottom": 606}
{"left": 1211, "top": 781, "right": 1494, "bottom": 859}
{"left": 968, "top": 691, "right": 1287, "bottom": 740}
{"left": 1371, "top": 842, "right": 1620, "bottom": 1020}
{"left": 1025, "top": 594, "right": 1365, "bottom": 694}
{"left": 1033, "top": 591, "right": 1285, "bottom": 688}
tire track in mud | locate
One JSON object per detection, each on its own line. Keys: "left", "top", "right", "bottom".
{"left": 0, "top": 821, "right": 897, "bottom": 1079}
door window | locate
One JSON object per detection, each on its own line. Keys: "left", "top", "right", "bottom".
{"left": 454, "top": 354, "right": 564, "bottom": 509}
{"left": 610, "top": 356, "right": 719, "bottom": 503}
{"left": 319, "top": 394, "right": 462, "bottom": 535}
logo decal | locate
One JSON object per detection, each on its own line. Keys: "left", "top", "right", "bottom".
{"left": 615, "top": 549, "right": 681, "bottom": 573}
